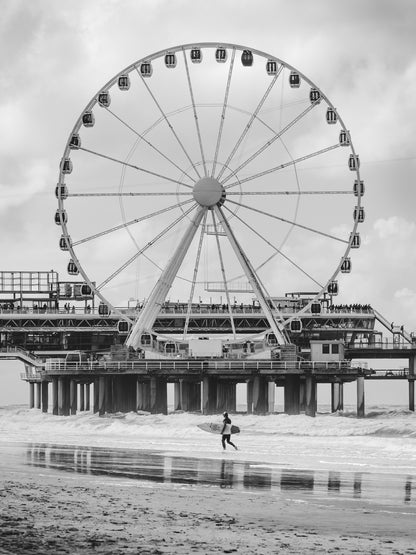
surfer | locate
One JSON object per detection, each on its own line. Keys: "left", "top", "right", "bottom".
{"left": 221, "top": 412, "right": 238, "bottom": 451}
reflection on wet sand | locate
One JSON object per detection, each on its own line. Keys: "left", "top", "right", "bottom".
{"left": 26, "top": 444, "right": 414, "bottom": 506}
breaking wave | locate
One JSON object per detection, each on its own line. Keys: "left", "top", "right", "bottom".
{"left": 0, "top": 405, "right": 415, "bottom": 443}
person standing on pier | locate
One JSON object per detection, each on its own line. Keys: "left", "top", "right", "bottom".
{"left": 221, "top": 412, "right": 238, "bottom": 451}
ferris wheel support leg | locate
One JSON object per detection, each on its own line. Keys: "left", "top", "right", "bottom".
{"left": 214, "top": 206, "right": 288, "bottom": 345}
{"left": 126, "top": 206, "right": 206, "bottom": 350}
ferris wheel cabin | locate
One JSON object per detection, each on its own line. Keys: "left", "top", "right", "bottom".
{"left": 289, "top": 70, "right": 300, "bottom": 87}
{"left": 98, "top": 91, "right": 111, "bottom": 108}
{"left": 215, "top": 47, "right": 227, "bottom": 63}
{"left": 309, "top": 88, "right": 321, "bottom": 104}
{"left": 266, "top": 59, "right": 277, "bottom": 75}
{"left": 164, "top": 52, "right": 177, "bottom": 68}
{"left": 190, "top": 47, "right": 202, "bottom": 63}
{"left": 82, "top": 111, "right": 95, "bottom": 127}
{"left": 118, "top": 75, "right": 131, "bottom": 90}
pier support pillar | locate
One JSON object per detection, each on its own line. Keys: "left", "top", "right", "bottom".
{"left": 174, "top": 382, "right": 181, "bottom": 411}
{"left": 98, "top": 376, "right": 106, "bottom": 416}
{"left": 202, "top": 377, "right": 217, "bottom": 415}
{"left": 35, "top": 382, "right": 41, "bottom": 409}
{"left": 246, "top": 380, "right": 253, "bottom": 414}
{"left": 175, "top": 380, "right": 201, "bottom": 411}
{"left": 70, "top": 380, "right": 77, "bottom": 415}
{"left": 52, "top": 379, "right": 58, "bottom": 415}
{"left": 58, "top": 378, "right": 70, "bottom": 416}
{"left": 114, "top": 376, "right": 134, "bottom": 413}
{"left": 125, "top": 376, "right": 138, "bottom": 412}
{"left": 284, "top": 375, "right": 300, "bottom": 415}
{"left": 409, "top": 380, "right": 415, "bottom": 412}
{"left": 97, "top": 376, "right": 114, "bottom": 415}
{"left": 41, "top": 381, "right": 48, "bottom": 413}
{"left": 339, "top": 382, "right": 344, "bottom": 411}
{"left": 137, "top": 381, "right": 151, "bottom": 412}
{"left": 409, "top": 356, "right": 415, "bottom": 412}
{"left": 216, "top": 381, "right": 236, "bottom": 413}
{"left": 105, "top": 376, "right": 114, "bottom": 414}
{"left": 331, "top": 382, "right": 341, "bottom": 412}
{"left": 112, "top": 377, "right": 122, "bottom": 412}
{"left": 299, "top": 381, "right": 306, "bottom": 412}
{"left": 29, "top": 382, "right": 35, "bottom": 409}
{"left": 268, "top": 382, "right": 275, "bottom": 413}
{"left": 93, "top": 379, "right": 99, "bottom": 413}
{"left": 85, "top": 383, "right": 91, "bottom": 411}
{"left": 79, "top": 383, "right": 85, "bottom": 412}
{"left": 174, "top": 381, "right": 201, "bottom": 412}
{"left": 305, "top": 376, "right": 316, "bottom": 417}
{"left": 193, "top": 382, "right": 201, "bottom": 411}
{"left": 357, "top": 376, "right": 365, "bottom": 418}
{"left": 150, "top": 377, "right": 167, "bottom": 414}
{"left": 253, "top": 376, "right": 268, "bottom": 414}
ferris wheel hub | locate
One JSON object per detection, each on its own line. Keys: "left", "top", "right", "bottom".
{"left": 192, "top": 177, "right": 225, "bottom": 207}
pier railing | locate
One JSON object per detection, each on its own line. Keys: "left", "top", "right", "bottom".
{"left": 366, "top": 369, "right": 410, "bottom": 378}
{"left": 41, "top": 359, "right": 357, "bottom": 376}
{"left": 346, "top": 341, "right": 416, "bottom": 351}
{"left": 0, "top": 304, "right": 376, "bottom": 317}
{"left": 0, "top": 346, "right": 42, "bottom": 366}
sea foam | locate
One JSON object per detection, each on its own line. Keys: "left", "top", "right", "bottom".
{"left": 1, "top": 405, "right": 415, "bottom": 475}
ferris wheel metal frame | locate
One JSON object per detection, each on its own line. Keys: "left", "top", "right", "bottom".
{"left": 55, "top": 42, "right": 364, "bottom": 350}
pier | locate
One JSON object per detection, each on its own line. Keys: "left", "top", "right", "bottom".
{"left": 1, "top": 271, "right": 414, "bottom": 417}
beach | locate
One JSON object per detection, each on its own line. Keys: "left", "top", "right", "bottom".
{"left": 1, "top": 407, "right": 415, "bottom": 554}
{"left": 1, "top": 449, "right": 415, "bottom": 554}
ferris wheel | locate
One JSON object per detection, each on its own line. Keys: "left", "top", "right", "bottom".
{"left": 55, "top": 42, "right": 364, "bottom": 349}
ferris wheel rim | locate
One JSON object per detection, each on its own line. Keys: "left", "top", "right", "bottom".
{"left": 57, "top": 42, "right": 364, "bottom": 333}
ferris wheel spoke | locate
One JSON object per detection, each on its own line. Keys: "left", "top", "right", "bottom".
{"left": 182, "top": 48, "right": 208, "bottom": 177}
{"left": 183, "top": 211, "right": 208, "bottom": 339}
{"left": 227, "top": 199, "right": 349, "bottom": 244}
{"left": 222, "top": 204, "right": 324, "bottom": 289}
{"left": 224, "top": 144, "right": 341, "bottom": 190}
{"left": 97, "top": 211, "right": 195, "bottom": 294}
{"left": 211, "top": 211, "right": 237, "bottom": 339}
{"left": 78, "top": 146, "right": 190, "bottom": 187}
{"left": 221, "top": 103, "right": 316, "bottom": 186}
{"left": 126, "top": 205, "right": 206, "bottom": 349}
{"left": 214, "top": 206, "right": 288, "bottom": 344}
{"left": 97, "top": 202, "right": 197, "bottom": 291}
{"left": 216, "top": 67, "right": 283, "bottom": 182}
{"left": 72, "top": 199, "right": 194, "bottom": 247}
{"left": 211, "top": 47, "right": 236, "bottom": 178}
{"left": 227, "top": 190, "right": 352, "bottom": 196}
{"left": 68, "top": 192, "right": 192, "bottom": 198}
{"left": 103, "top": 107, "right": 196, "bottom": 183}
{"left": 136, "top": 69, "right": 201, "bottom": 180}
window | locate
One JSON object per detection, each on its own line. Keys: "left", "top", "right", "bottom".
{"left": 332, "top": 344, "right": 339, "bottom": 354}
{"left": 322, "top": 344, "right": 330, "bottom": 354}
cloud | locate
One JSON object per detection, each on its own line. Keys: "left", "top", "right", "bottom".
{"left": 337, "top": 216, "right": 416, "bottom": 330}
{"left": 374, "top": 217, "right": 416, "bottom": 240}
{"left": 0, "top": 158, "right": 52, "bottom": 212}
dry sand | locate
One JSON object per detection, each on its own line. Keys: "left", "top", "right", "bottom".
{"left": 1, "top": 464, "right": 416, "bottom": 555}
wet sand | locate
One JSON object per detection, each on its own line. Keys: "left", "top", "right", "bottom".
{"left": 1, "top": 443, "right": 416, "bottom": 554}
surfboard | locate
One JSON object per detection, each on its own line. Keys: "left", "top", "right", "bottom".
{"left": 197, "top": 422, "right": 240, "bottom": 435}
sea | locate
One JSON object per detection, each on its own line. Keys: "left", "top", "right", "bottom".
{"left": 1, "top": 404, "right": 415, "bottom": 516}
{"left": 1, "top": 404, "right": 415, "bottom": 473}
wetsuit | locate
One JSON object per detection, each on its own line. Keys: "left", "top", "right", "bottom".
{"left": 221, "top": 417, "right": 237, "bottom": 450}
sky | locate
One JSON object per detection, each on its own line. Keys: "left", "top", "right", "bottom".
{"left": 0, "top": 0, "right": 415, "bottom": 404}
